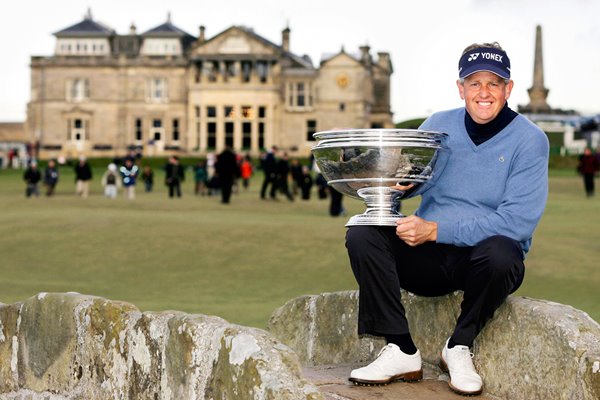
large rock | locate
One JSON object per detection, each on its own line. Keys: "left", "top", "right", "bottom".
{"left": 0, "top": 293, "right": 322, "bottom": 400}
{"left": 268, "top": 290, "right": 600, "bottom": 400}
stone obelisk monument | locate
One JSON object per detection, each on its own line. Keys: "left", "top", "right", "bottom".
{"left": 521, "top": 25, "right": 552, "bottom": 113}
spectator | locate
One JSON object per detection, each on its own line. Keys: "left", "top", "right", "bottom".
{"left": 215, "top": 147, "right": 239, "bottom": 204}
{"left": 101, "top": 163, "right": 120, "bottom": 199}
{"left": 119, "top": 158, "right": 139, "bottom": 200}
{"left": 23, "top": 161, "right": 41, "bottom": 197}
{"left": 260, "top": 146, "right": 278, "bottom": 200}
{"left": 577, "top": 147, "right": 600, "bottom": 197}
{"left": 276, "top": 151, "right": 294, "bottom": 201}
{"left": 239, "top": 154, "right": 254, "bottom": 190}
{"left": 194, "top": 160, "right": 208, "bottom": 196}
{"left": 74, "top": 156, "right": 92, "bottom": 198}
{"left": 43, "top": 159, "right": 59, "bottom": 196}
{"left": 141, "top": 165, "right": 154, "bottom": 193}
{"left": 165, "top": 156, "right": 185, "bottom": 198}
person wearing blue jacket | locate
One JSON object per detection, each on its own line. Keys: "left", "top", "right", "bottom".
{"left": 346, "top": 42, "right": 549, "bottom": 396}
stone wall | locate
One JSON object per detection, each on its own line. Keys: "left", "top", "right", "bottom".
{"left": 0, "top": 293, "right": 322, "bottom": 400}
{"left": 267, "top": 290, "right": 600, "bottom": 400}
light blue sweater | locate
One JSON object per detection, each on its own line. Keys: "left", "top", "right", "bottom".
{"left": 417, "top": 108, "right": 549, "bottom": 254}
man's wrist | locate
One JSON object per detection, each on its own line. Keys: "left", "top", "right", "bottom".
{"left": 428, "top": 221, "right": 438, "bottom": 242}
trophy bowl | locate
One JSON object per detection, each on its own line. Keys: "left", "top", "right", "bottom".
{"left": 311, "top": 129, "right": 447, "bottom": 226}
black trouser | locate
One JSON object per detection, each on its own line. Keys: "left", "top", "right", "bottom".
{"left": 260, "top": 173, "right": 277, "bottom": 199}
{"left": 583, "top": 173, "right": 595, "bottom": 196}
{"left": 346, "top": 226, "right": 525, "bottom": 346}
{"left": 220, "top": 177, "right": 234, "bottom": 203}
{"left": 168, "top": 181, "right": 181, "bottom": 198}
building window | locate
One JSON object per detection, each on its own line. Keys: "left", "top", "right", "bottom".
{"left": 67, "top": 79, "right": 89, "bottom": 102}
{"left": 152, "top": 119, "right": 163, "bottom": 141}
{"left": 207, "top": 122, "right": 217, "bottom": 149}
{"left": 258, "top": 122, "right": 265, "bottom": 149}
{"left": 242, "top": 106, "right": 253, "bottom": 119}
{"left": 242, "top": 122, "right": 252, "bottom": 149}
{"left": 241, "top": 61, "right": 252, "bottom": 83}
{"left": 135, "top": 118, "right": 143, "bottom": 141}
{"left": 225, "top": 61, "right": 236, "bottom": 82}
{"left": 339, "top": 102, "right": 346, "bottom": 112}
{"left": 207, "top": 106, "right": 217, "bottom": 118}
{"left": 257, "top": 61, "right": 268, "bottom": 83}
{"left": 225, "top": 122, "right": 234, "bottom": 148}
{"left": 258, "top": 106, "right": 266, "bottom": 118}
{"left": 68, "top": 118, "right": 89, "bottom": 141}
{"left": 306, "top": 120, "right": 317, "bottom": 141}
{"left": 207, "top": 61, "right": 219, "bottom": 82}
{"left": 148, "top": 78, "right": 168, "bottom": 102}
{"left": 287, "top": 82, "right": 312, "bottom": 109}
{"left": 225, "top": 106, "right": 235, "bottom": 119}
{"left": 172, "top": 119, "right": 180, "bottom": 141}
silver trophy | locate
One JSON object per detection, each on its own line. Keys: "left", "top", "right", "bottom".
{"left": 311, "top": 129, "right": 447, "bottom": 226}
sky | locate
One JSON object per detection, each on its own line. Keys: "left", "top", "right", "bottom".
{"left": 1, "top": 0, "right": 599, "bottom": 123}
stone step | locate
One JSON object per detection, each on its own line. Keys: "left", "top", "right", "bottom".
{"left": 305, "top": 363, "right": 494, "bottom": 400}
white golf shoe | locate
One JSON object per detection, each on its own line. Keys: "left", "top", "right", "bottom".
{"left": 349, "top": 343, "right": 423, "bottom": 385}
{"left": 440, "top": 339, "right": 483, "bottom": 396}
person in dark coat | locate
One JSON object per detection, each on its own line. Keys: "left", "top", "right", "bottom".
{"left": 215, "top": 147, "right": 239, "bottom": 204}
{"left": 24, "top": 161, "right": 42, "bottom": 197}
{"left": 165, "top": 156, "right": 185, "bottom": 198}
{"left": 43, "top": 159, "right": 59, "bottom": 196}
{"left": 300, "top": 165, "right": 313, "bottom": 200}
{"left": 276, "top": 151, "right": 294, "bottom": 201}
{"left": 260, "top": 146, "right": 278, "bottom": 200}
{"left": 577, "top": 147, "right": 600, "bottom": 197}
{"left": 74, "top": 156, "right": 93, "bottom": 198}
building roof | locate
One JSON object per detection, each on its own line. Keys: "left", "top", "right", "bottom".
{"left": 54, "top": 10, "right": 115, "bottom": 37}
{"left": 197, "top": 25, "right": 314, "bottom": 69}
{"left": 0, "top": 122, "right": 26, "bottom": 143}
{"left": 141, "top": 14, "right": 196, "bottom": 49}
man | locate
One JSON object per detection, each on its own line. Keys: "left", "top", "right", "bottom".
{"left": 23, "top": 161, "right": 42, "bottom": 197}
{"left": 215, "top": 146, "right": 239, "bottom": 204}
{"left": 74, "top": 156, "right": 92, "bottom": 198}
{"left": 165, "top": 156, "right": 185, "bottom": 198}
{"left": 43, "top": 159, "right": 59, "bottom": 196}
{"left": 119, "top": 158, "right": 139, "bottom": 200}
{"left": 346, "top": 42, "right": 549, "bottom": 396}
{"left": 260, "top": 146, "right": 278, "bottom": 200}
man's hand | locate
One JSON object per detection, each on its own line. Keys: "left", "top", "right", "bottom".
{"left": 396, "top": 215, "right": 438, "bottom": 246}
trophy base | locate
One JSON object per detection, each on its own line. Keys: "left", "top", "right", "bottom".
{"left": 345, "top": 212, "right": 405, "bottom": 227}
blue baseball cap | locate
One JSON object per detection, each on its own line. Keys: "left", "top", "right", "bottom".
{"left": 458, "top": 47, "right": 511, "bottom": 79}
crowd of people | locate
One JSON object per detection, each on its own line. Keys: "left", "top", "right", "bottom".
{"left": 19, "top": 147, "right": 344, "bottom": 215}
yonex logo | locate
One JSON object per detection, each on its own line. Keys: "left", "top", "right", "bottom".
{"left": 468, "top": 52, "right": 504, "bottom": 63}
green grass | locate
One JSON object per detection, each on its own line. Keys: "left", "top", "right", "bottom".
{"left": 0, "top": 166, "right": 598, "bottom": 328}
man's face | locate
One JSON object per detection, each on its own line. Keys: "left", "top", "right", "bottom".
{"left": 457, "top": 71, "right": 514, "bottom": 124}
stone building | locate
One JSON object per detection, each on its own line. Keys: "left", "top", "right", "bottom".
{"left": 27, "top": 11, "right": 393, "bottom": 158}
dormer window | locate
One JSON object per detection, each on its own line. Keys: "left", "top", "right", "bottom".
{"left": 55, "top": 38, "right": 110, "bottom": 56}
{"left": 141, "top": 38, "right": 181, "bottom": 56}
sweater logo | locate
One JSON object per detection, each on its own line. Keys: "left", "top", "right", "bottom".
{"left": 499, "top": 156, "right": 505, "bottom": 162}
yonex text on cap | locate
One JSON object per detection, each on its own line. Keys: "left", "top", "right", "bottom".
{"left": 458, "top": 47, "right": 511, "bottom": 80}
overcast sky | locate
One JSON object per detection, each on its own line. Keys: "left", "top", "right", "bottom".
{"left": 1, "top": 0, "right": 599, "bottom": 122}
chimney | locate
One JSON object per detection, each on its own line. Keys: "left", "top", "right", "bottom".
{"left": 359, "top": 45, "right": 372, "bottom": 67}
{"left": 282, "top": 27, "right": 290, "bottom": 52}
{"left": 198, "top": 25, "right": 206, "bottom": 43}
{"left": 377, "top": 52, "right": 392, "bottom": 72}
